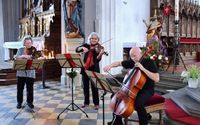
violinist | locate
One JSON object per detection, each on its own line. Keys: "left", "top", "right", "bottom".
{"left": 76, "top": 32, "right": 105, "bottom": 110}
{"left": 15, "top": 37, "right": 36, "bottom": 109}
{"left": 103, "top": 47, "right": 159, "bottom": 125}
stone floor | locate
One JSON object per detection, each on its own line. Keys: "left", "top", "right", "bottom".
{"left": 0, "top": 81, "right": 161, "bottom": 125}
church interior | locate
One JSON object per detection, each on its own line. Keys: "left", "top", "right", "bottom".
{"left": 0, "top": 0, "right": 200, "bottom": 125}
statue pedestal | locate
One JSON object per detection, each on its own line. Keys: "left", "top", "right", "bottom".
{"left": 65, "top": 38, "right": 83, "bottom": 53}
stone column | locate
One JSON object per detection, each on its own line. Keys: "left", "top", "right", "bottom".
{"left": 60, "top": 0, "right": 67, "bottom": 86}
{"left": 0, "top": 0, "right": 4, "bottom": 62}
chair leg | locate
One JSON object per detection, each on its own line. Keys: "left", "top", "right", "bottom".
{"left": 159, "top": 110, "right": 163, "bottom": 125}
{"left": 124, "top": 118, "right": 128, "bottom": 125}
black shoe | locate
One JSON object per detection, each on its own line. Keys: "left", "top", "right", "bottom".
{"left": 107, "top": 121, "right": 113, "bottom": 125}
{"left": 27, "top": 103, "right": 34, "bottom": 109}
{"left": 16, "top": 103, "right": 22, "bottom": 109}
{"left": 112, "top": 118, "right": 123, "bottom": 125}
{"left": 147, "top": 113, "right": 152, "bottom": 121}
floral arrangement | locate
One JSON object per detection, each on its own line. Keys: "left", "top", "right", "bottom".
{"left": 144, "top": 41, "right": 169, "bottom": 69}
{"left": 66, "top": 68, "right": 77, "bottom": 79}
{"left": 181, "top": 65, "right": 200, "bottom": 82}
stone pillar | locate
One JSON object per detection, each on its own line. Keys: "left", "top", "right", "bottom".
{"left": 60, "top": 0, "right": 67, "bottom": 86}
{"left": 0, "top": 0, "right": 4, "bottom": 62}
{"left": 96, "top": 0, "right": 124, "bottom": 74}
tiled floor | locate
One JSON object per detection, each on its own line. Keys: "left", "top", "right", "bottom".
{"left": 0, "top": 81, "right": 160, "bottom": 125}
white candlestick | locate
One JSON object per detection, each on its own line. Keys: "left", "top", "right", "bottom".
{"left": 175, "top": 0, "right": 179, "bottom": 21}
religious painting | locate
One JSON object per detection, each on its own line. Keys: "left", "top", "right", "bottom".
{"left": 63, "top": 0, "right": 83, "bottom": 38}
{"left": 186, "top": 17, "right": 191, "bottom": 37}
{"left": 168, "top": 15, "right": 174, "bottom": 36}
{"left": 181, "top": 16, "right": 186, "bottom": 37}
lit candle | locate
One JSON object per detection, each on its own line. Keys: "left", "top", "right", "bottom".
{"left": 175, "top": 0, "right": 179, "bottom": 21}
{"left": 51, "top": 51, "right": 54, "bottom": 58}
{"left": 48, "top": 52, "right": 51, "bottom": 59}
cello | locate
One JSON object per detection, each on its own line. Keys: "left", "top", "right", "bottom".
{"left": 109, "top": 46, "right": 154, "bottom": 118}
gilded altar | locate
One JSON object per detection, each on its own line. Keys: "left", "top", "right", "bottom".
{"left": 18, "top": 0, "right": 55, "bottom": 39}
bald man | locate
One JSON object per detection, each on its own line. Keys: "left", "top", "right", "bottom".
{"left": 104, "top": 47, "right": 159, "bottom": 125}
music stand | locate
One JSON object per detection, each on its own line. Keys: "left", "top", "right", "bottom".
{"left": 85, "top": 70, "right": 115, "bottom": 125}
{"left": 13, "top": 59, "right": 44, "bottom": 119}
{"left": 56, "top": 53, "right": 88, "bottom": 119}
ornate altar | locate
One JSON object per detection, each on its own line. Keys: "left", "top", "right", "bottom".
{"left": 19, "top": 0, "right": 55, "bottom": 39}
{"left": 151, "top": 0, "right": 200, "bottom": 63}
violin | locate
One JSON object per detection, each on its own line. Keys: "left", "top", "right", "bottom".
{"left": 109, "top": 46, "right": 154, "bottom": 118}
{"left": 94, "top": 43, "right": 108, "bottom": 56}
{"left": 25, "top": 46, "right": 42, "bottom": 59}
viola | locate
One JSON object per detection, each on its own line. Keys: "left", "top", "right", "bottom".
{"left": 109, "top": 46, "right": 154, "bottom": 118}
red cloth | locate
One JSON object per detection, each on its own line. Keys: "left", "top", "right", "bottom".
{"left": 64, "top": 53, "right": 76, "bottom": 68}
{"left": 26, "top": 60, "right": 33, "bottom": 70}
{"left": 180, "top": 38, "right": 200, "bottom": 44}
{"left": 175, "top": 116, "right": 200, "bottom": 125}
{"left": 84, "top": 49, "right": 94, "bottom": 69}
{"left": 145, "top": 94, "right": 165, "bottom": 106}
{"left": 164, "top": 99, "right": 200, "bottom": 125}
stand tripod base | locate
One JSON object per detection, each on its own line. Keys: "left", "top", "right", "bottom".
{"left": 166, "top": 48, "right": 187, "bottom": 74}
{"left": 57, "top": 102, "right": 88, "bottom": 119}
{"left": 13, "top": 103, "right": 35, "bottom": 119}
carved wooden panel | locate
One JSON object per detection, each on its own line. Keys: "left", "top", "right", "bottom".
{"left": 181, "top": 16, "right": 186, "bottom": 37}
{"left": 198, "top": 20, "right": 200, "bottom": 38}
{"left": 192, "top": 19, "right": 197, "bottom": 38}
{"left": 168, "top": 15, "right": 174, "bottom": 36}
{"left": 161, "top": 16, "right": 168, "bottom": 36}
{"left": 186, "top": 17, "right": 192, "bottom": 37}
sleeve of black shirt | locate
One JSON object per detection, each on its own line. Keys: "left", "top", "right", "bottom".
{"left": 75, "top": 43, "right": 89, "bottom": 53}
{"left": 121, "top": 59, "right": 135, "bottom": 69}
{"left": 143, "top": 58, "right": 158, "bottom": 73}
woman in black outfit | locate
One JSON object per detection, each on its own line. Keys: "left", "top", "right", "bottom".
{"left": 76, "top": 32, "right": 105, "bottom": 110}
{"left": 104, "top": 47, "right": 160, "bottom": 125}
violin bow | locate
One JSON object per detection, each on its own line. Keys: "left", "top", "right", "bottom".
{"left": 100, "top": 38, "right": 114, "bottom": 45}
{"left": 105, "top": 71, "right": 123, "bottom": 87}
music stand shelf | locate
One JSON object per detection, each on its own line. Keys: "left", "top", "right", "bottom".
{"left": 13, "top": 59, "right": 44, "bottom": 119}
{"left": 85, "top": 70, "right": 115, "bottom": 125}
{"left": 56, "top": 53, "right": 88, "bottom": 119}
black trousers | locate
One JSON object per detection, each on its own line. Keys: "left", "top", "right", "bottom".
{"left": 82, "top": 74, "right": 99, "bottom": 105}
{"left": 135, "top": 89, "right": 154, "bottom": 125}
{"left": 111, "top": 89, "right": 154, "bottom": 125}
{"left": 17, "top": 77, "right": 34, "bottom": 104}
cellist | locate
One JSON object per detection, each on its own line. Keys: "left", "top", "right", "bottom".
{"left": 103, "top": 47, "right": 159, "bottom": 125}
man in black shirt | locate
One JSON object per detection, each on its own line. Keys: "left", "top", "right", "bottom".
{"left": 103, "top": 47, "right": 159, "bottom": 125}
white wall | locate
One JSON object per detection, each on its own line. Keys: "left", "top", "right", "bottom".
{"left": 98, "top": 0, "right": 150, "bottom": 74}
{"left": 121, "top": 0, "right": 150, "bottom": 47}
{"left": 0, "top": 0, "right": 5, "bottom": 62}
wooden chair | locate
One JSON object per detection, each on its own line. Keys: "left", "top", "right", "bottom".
{"left": 124, "top": 94, "right": 165, "bottom": 125}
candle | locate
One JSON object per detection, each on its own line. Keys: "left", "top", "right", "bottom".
{"left": 175, "top": 0, "right": 179, "bottom": 21}
{"left": 51, "top": 51, "right": 54, "bottom": 58}
{"left": 48, "top": 52, "right": 51, "bottom": 59}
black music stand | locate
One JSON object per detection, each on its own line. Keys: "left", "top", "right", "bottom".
{"left": 166, "top": 21, "right": 187, "bottom": 73}
{"left": 85, "top": 70, "right": 115, "bottom": 125}
{"left": 56, "top": 53, "right": 88, "bottom": 119}
{"left": 13, "top": 59, "right": 44, "bottom": 119}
